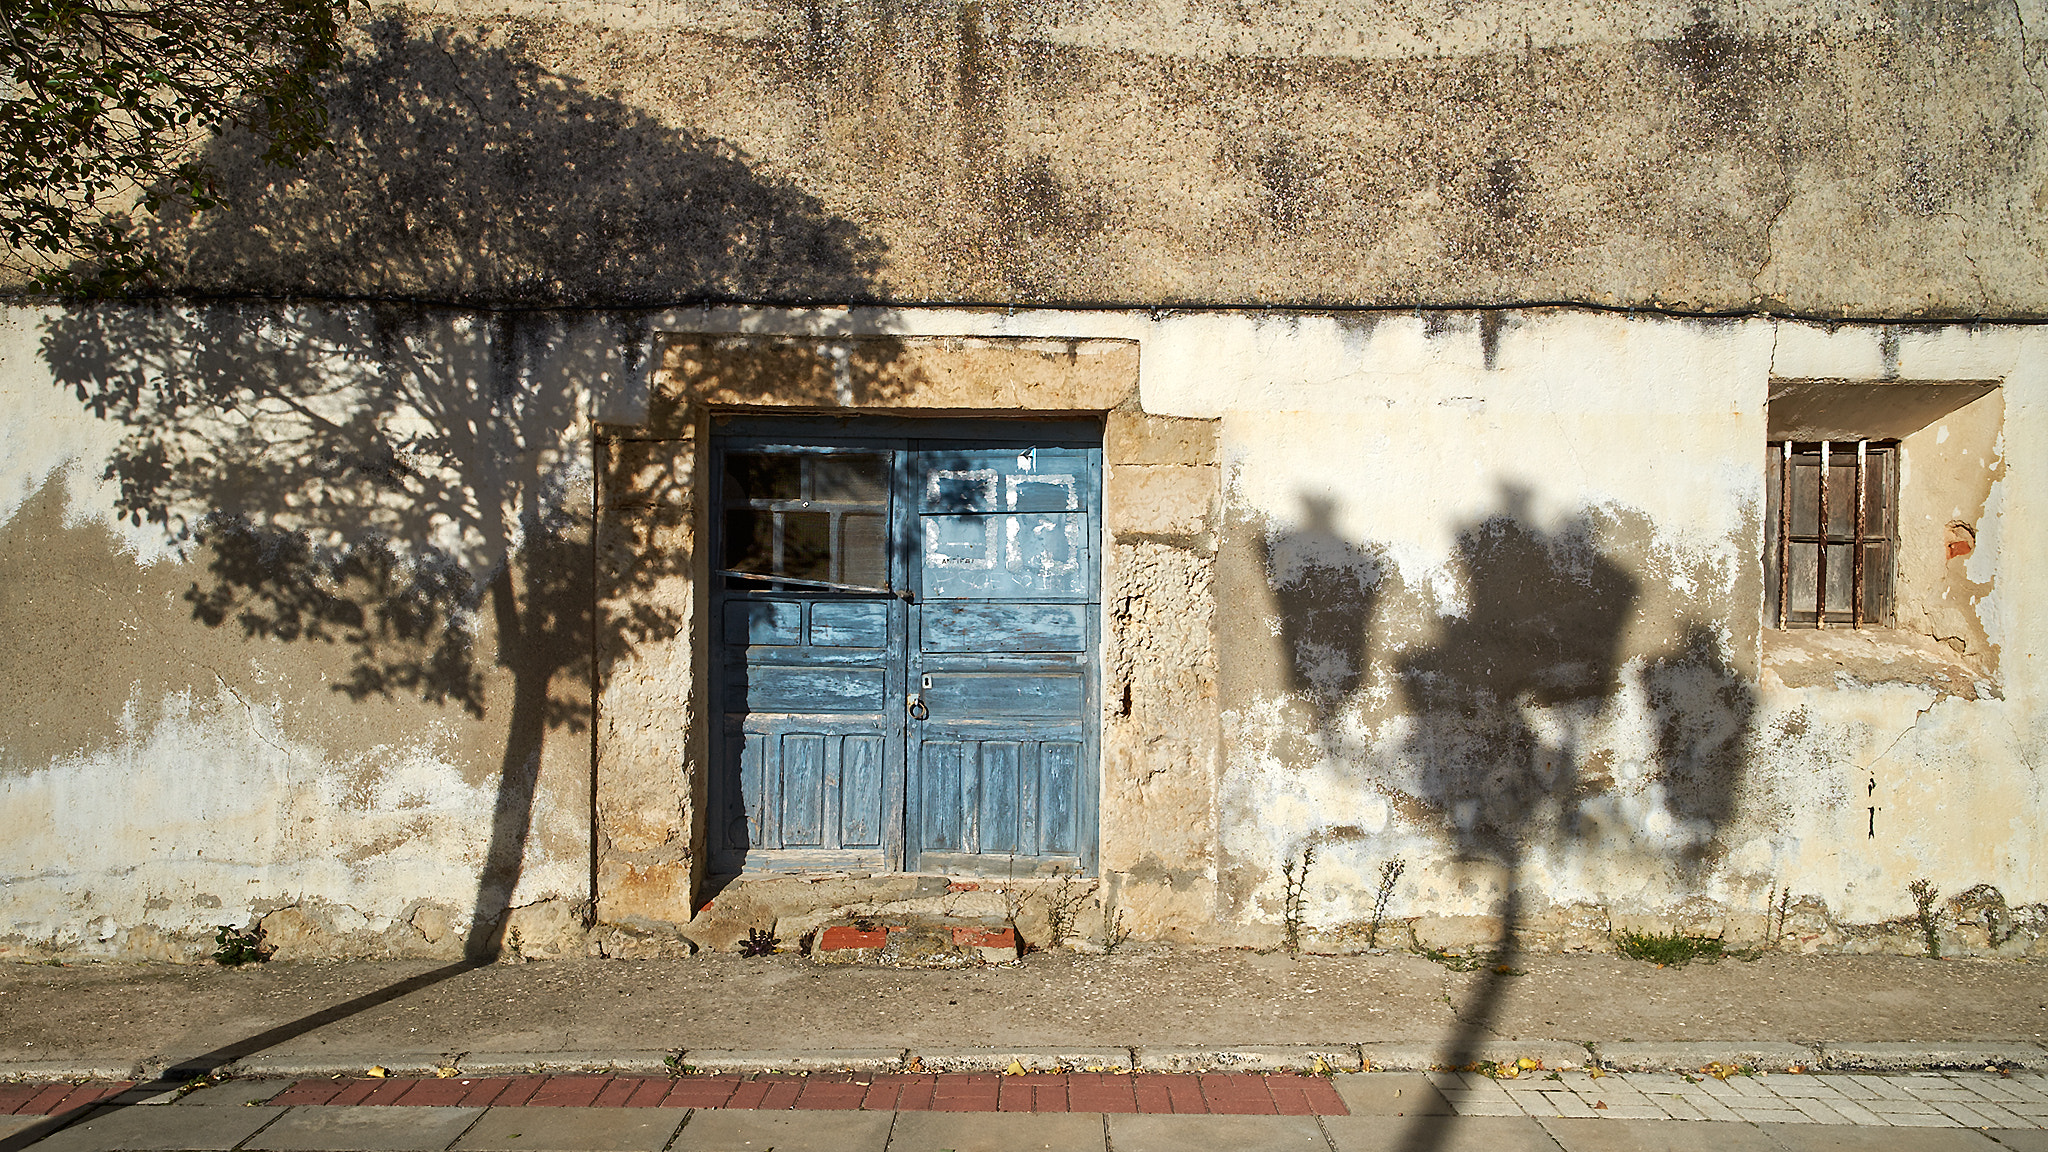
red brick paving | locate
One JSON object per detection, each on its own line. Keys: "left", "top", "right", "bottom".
{"left": 0, "top": 1071, "right": 1349, "bottom": 1115}
{"left": 526, "top": 1075, "right": 611, "bottom": 1107}
{"left": 662, "top": 1077, "right": 740, "bottom": 1108}
{"left": 391, "top": 1078, "right": 471, "bottom": 1107}
{"left": 357, "top": 1078, "right": 420, "bottom": 1106}
{"left": 455, "top": 1078, "right": 518, "bottom": 1107}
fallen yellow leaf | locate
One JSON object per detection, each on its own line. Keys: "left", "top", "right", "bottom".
{"left": 1588, "top": 1068, "right": 1608, "bottom": 1080}
{"left": 1516, "top": 1057, "right": 1539, "bottom": 1070}
{"left": 366, "top": 1066, "right": 388, "bottom": 1079}
{"left": 1004, "top": 1060, "right": 1026, "bottom": 1076}
{"left": 435, "top": 1067, "right": 459, "bottom": 1079}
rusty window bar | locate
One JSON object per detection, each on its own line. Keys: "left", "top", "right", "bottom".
{"left": 1853, "top": 438, "right": 1867, "bottom": 628}
{"left": 1815, "top": 440, "right": 1828, "bottom": 629}
{"left": 1776, "top": 440, "right": 1791, "bottom": 629}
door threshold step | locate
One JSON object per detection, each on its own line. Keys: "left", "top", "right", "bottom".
{"left": 807, "top": 916, "right": 1020, "bottom": 967}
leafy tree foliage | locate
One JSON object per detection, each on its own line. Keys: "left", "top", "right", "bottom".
{"left": 0, "top": 0, "right": 353, "bottom": 291}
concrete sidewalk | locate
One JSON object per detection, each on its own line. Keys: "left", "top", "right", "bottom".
{"left": 2, "top": 948, "right": 2045, "bottom": 1149}
{"left": 3, "top": 949, "right": 2044, "bottom": 1083}
{"left": 3, "top": 1070, "right": 2048, "bottom": 1150}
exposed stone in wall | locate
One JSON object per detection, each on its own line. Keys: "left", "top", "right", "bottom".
{"left": 593, "top": 430, "right": 701, "bottom": 926}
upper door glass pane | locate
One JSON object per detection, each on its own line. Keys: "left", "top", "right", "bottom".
{"left": 723, "top": 450, "right": 891, "bottom": 589}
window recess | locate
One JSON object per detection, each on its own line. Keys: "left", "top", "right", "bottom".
{"left": 1765, "top": 439, "right": 1897, "bottom": 629}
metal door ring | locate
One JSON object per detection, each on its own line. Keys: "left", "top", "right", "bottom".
{"left": 909, "top": 699, "right": 928, "bottom": 721}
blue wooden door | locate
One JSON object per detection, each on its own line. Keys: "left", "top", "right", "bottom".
{"left": 908, "top": 445, "right": 1100, "bottom": 875}
{"left": 710, "top": 420, "right": 1099, "bottom": 877}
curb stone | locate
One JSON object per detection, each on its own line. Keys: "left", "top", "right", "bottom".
{"left": 1356, "top": 1045, "right": 1441, "bottom": 1072}
{"left": 680, "top": 1048, "right": 907, "bottom": 1074}
{"left": 1356, "top": 1041, "right": 1591, "bottom": 1072}
{"left": 224, "top": 1052, "right": 461, "bottom": 1079}
{"left": 0, "top": 1059, "right": 144, "bottom": 1082}
{"left": 1592, "top": 1041, "right": 1819, "bottom": 1071}
{"left": 1817, "top": 1042, "right": 2048, "bottom": 1071}
{"left": 911, "top": 1048, "right": 1134, "bottom": 1073}
{"left": 1133, "top": 1046, "right": 1363, "bottom": 1073}
{"left": 453, "top": 1050, "right": 676, "bottom": 1075}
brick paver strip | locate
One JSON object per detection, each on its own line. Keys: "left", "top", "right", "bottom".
{"left": 393, "top": 1078, "right": 471, "bottom": 1107}
{"left": 623, "top": 1078, "right": 672, "bottom": 1107}
{"left": 453, "top": 1077, "right": 517, "bottom": 1107}
{"left": 327, "top": 1079, "right": 382, "bottom": 1106}
{"left": 528, "top": 1074, "right": 611, "bottom": 1107}
{"left": 270, "top": 1080, "right": 344, "bottom": 1106}
{"left": 662, "top": 1076, "right": 739, "bottom": 1108}
{"left": 1200, "top": 1073, "right": 1279, "bottom": 1114}
{"left": 0, "top": 1084, "right": 43, "bottom": 1114}
{"left": 359, "top": 1077, "right": 420, "bottom": 1106}
{"left": 495, "top": 1074, "right": 552, "bottom": 1107}
{"left": 17, "top": 1084, "right": 77, "bottom": 1115}
{"left": 592, "top": 1078, "right": 642, "bottom": 1107}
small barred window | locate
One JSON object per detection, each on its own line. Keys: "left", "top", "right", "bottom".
{"left": 1764, "top": 440, "right": 1897, "bottom": 629}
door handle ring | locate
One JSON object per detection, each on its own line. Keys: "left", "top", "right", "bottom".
{"left": 909, "top": 696, "right": 928, "bottom": 721}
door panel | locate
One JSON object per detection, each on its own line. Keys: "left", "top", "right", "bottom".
{"left": 711, "top": 422, "right": 1099, "bottom": 877}
{"left": 905, "top": 442, "right": 1100, "bottom": 875}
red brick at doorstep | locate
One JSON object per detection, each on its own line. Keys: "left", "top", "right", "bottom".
{"left": 0, "top": 1072, "right": 1348, "bottom": 1116}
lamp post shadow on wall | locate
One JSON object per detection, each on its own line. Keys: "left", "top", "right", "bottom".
{"left": 1259, "top": 487, "right": 1756, "bottom": 1152}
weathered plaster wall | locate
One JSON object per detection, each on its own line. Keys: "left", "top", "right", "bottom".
{"left": 30, "top": 0, "right": 2047, "bottom": 316}
{"left": 5, "top": 302, "right": 2043, "bottom": 959}
{"left": 1186, "top": 312, "right": 2045, "bottom": 952}
{"left": 0, "top": 304, "right": 605, "bottom": 961}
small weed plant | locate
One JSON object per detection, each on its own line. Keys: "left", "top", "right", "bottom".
{"left": 212, "top": 924, "right": 270, "bottom": 966}
{"left": 1365, "top": 856, "right": 1405, "bottom": 949}
{"left": 1907, "top": 878, "right": 1943, "bottom": 958}
{"left": 1281, "top": 845, "right": 1316, "bottom": 954}
{"left": 738, "top": 927, "right": 779, "bottom": 957}
{"left": 1611, "top": 928, "right": 1725, "bottom": 966}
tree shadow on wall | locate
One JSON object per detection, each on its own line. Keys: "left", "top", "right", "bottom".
{"left": 39, "top": 22, "right": 889, "bottom": 1031}
{"left": 1259, "top": 486, "right": 1757, "bottom": 1152}
{"left": 139, "top": 19, "right": 885, "bottom": 306}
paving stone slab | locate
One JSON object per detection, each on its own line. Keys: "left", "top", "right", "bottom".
{"left": 1332, "top": 1073, "right": 1454, "bottom": 1116}
{"left": 176, "top": 1079, "right": 296, "bottom": 1107}
{"left": 244, "top": 1105, "right": 485, "bottom": 1150}
{"left": 0, "top": 1113, "right": 64, "bottom": 1141}
{"left": 888, "top": 1110, "right": 1109, "bottom": 1151}
{"left": 680, "top": 1049, "right": 904, "bottom": 1074}
{"left": 1108, "top": 1112, "right": 1329, "bottom": 1152}
{"left": 911, "top": 1047, "right": 1132, "bottom": 1072}
{"left": 1539, "top": 1117, "right": 1785, "bottom": 1151}
{"left": 1984, "top": 1134, "right": 2048, "bottom": 1152}
{"left": 1323, "top": 1114, "right": 1565, "bottom": 1151}
{"left": 1594, "top": 1043, "right": 1819, "bottom": 1072}
{"left": 25, "top": 1104, "right": 287, "bottom": 1151}
{"left": 1134, "top": 1045, "right": 1363, "bottom": 1073}
{"left": 667, "top": 1109, "right": 893, "bottom": 1151}
{"left": 1820, "top": 1045, "right": 2048, "bottom": 1072}
{"left": 451, "top": 1106, "right": 687, "bottom": 1150}
{"left": 1753, "top": 1124, "right": 2005, "bottom": 1149}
